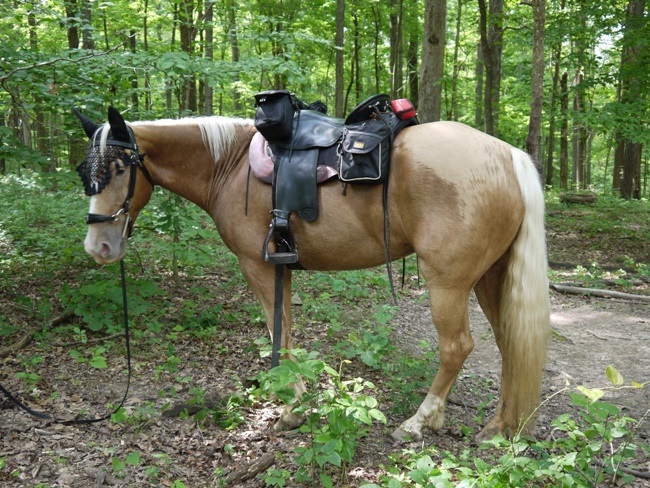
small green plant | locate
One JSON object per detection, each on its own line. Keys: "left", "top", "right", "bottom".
{"left": 253, "top": 350, "right": 386, "bottom": 487}
{"left": 364, "top": 366, "right": 648, "bottom": 488}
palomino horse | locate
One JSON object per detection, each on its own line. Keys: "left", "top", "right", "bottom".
{"left": 75, "top": 107, "right": 550, "bottom": 441}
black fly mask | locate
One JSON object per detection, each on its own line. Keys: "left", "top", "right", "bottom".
{"left": 77, "top": 144, "right": 131, "bottom": 196}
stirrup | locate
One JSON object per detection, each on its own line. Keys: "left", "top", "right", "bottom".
{"left": 262, "top": 211, "right": 299, "bottom": 265}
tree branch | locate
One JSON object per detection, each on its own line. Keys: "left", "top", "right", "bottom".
{"left": 550, "top": 283, "right": 650, "bottom": 302}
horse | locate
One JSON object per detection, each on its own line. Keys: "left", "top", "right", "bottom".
{"left": 74, "top": 106, "right": 550, "bottom": 442}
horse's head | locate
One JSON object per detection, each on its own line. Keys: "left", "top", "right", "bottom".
{"left": 75, "top": 107, "right": 155, "bottom": 264}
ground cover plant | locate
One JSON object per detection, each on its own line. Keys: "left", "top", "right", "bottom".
{"left": 1, "top": 172, "right": 648, "bottom": 487}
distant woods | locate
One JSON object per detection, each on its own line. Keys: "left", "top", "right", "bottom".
{"left": 0, "top": 0, "right": 647, "bottom": 198}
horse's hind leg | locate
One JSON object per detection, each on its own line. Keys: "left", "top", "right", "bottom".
{"left": 392, "top": 284, "right": 474, "bottom": 442}
{"left": 474, "top": 247, "right": 549, "bottom": 439}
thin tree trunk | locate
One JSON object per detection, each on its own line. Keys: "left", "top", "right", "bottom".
{"left": 478, "top": 0, "right": 504, "bottom": 136}
{"left": 129, "top": 31, "right": 139, "bottom": 109}
{"left": 619, "top": 0, "right": 645, "bottom": 200}
{"left": 560, "top": 71, "right": 569, "bottom": 190}
{"left": 450, "top": 0, "right": 463, "bottom": 121}
{"left": 389, "top": 0, "right": 404, "bottom": 98}
{"left": 372, "top": 6, "right": 381, "bottom": 94}
{"left": 227, "top": 0, "right": 241, "bottom": 113}
{"left": 475, "top": 41, "right": 484, "bottom": 129}
{"left": 203, "top": 0, "right": 214, "bottom": 115}
{"left": 407, "top": 29, "right": 419, "bottom": 105}
{"left": 572, "top": 68, "right": 587, "bottom": 189}
{"left": 179, "top": 0, "right": 197, "bottom": 114}
{"left": 419, "top": 0, "right": 446, "bottom": 123}
{"left": 81, "top": 0, "right": 94, "bottom": 49}
{"left": 335, "top": 0, "right": 345, "bottom": 117}
{"left": 353, "top": 11, "right": 362, "bottom": 103}
{"left": 545, "top": 41, "right": 562, "bottom": 187}
{"left": 525, "top": 0, "right": 546, "bottom": 174}
{"left": 66, "top": 0, "right": 80, "bottom": 49}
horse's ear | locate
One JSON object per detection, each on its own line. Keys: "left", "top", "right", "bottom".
{"left": 73, "top": 108, "right": 100, "bottom": 139}
{"left": 107, "top": 106, "right": 131, "bottom": 144}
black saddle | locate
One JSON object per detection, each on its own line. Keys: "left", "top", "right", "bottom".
{"left": 254, "top": 92, "right": 417, "bottom": 265}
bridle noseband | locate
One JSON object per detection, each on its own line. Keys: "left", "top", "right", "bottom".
{"left": 82, "top": 129, "right": 155, "bottom": 237}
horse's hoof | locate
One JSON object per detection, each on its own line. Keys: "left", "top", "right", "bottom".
{"left": 273, "top": 411, "right": 304, "bottom": 432}
{"left": 476, "top": 418, "right": 503, "bottom": 442}
{"left": 390, "top": 426, "right": 422, "bottom": 444}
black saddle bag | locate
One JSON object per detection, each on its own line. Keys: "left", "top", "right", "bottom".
{"left": 254, "top": 90, "right": 296, "bottom": 141}
{"left": 338, "top": 119, "right": 392, "bottom": 184}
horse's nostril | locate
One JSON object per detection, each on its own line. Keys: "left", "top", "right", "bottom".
{"left": 100, "top": 243, "right": 111, "bottom": 258}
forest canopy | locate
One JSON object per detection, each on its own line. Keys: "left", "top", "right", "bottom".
{"left": 1, "top": 0, "right": 648, "bottom": 198}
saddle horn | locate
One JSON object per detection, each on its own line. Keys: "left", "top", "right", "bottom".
{"left": 73, "top": 108, "right": 100, "bottom": 139}
{"left": 107, "top": 106, "right": 132, "bottom": 145}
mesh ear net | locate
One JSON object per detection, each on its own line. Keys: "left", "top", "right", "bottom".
{"left": 77, "top": 145, "right": 124, "bottom": 196}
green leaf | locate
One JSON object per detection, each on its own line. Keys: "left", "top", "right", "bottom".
{"left": 125, "top": 451, "right": 141, "bottom": 466}
{"left": 605, "top": 365, "right": 624, "bottom": 386}
{"left": 90, "top": 355, "right": 108, "bottom": 369}
{"left": 112, "top": 457, "right": 125, "bottom": 473}
{"left": 576, "top": 385, "right": 604, "bottom": 403}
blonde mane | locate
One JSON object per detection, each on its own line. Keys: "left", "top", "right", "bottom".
{"left": 96, "top": 115, "right": 253, "bottom": 163}
{"left": 137, "top": 116, "right": 253, "bottom": 163}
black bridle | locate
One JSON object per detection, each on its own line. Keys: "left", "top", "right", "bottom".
{"left": 83, "top": 129, "right": 155, "bottom": 238}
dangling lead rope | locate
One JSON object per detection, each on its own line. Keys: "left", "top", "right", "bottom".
{"left": 0, "top": 260, "right": 132, "bottom": 424}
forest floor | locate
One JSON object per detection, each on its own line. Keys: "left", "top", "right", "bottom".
{"left": 1, "top": 200, "right": 649, "bottom": 487}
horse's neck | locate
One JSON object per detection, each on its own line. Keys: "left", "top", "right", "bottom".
{"left": 135, "top": 121, "right": 253, "bottom": 214}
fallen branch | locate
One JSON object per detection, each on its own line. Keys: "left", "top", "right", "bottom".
{"left": 0, "top": 312, "right": 75, "bottom": 358}
{"left": 0, "top": 329, "right": 35, "bottom": 358}
{"left": 550, "top": 283, "right": 650, "bottom": 302}
{"left": 54, "top": 332, "right": 124, "bottom": 349}
{"left": 224, "top": 452, "right": 276, "bottom": 485}
{"left": 618, "top": 465, "right": 650, "bottom": 480}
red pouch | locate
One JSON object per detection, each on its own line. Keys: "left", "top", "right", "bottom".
{"left": 390, "top": 99, "right": 416, "bottom": 120}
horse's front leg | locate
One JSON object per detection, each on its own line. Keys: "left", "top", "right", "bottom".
{"left": 237, "top": 257, "right": 306, "bottom": 431}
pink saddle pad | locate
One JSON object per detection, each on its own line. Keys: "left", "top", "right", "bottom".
{"left": 248, "top": 132, "right": 338, "bottom": 185}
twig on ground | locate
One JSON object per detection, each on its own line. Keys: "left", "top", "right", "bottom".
{"left": 550, "top": 283, "right": 650, "bottom": 302}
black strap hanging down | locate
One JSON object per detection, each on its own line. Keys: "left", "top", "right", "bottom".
{"left": 0, "top": 260, "right": 133, "bottom": 424}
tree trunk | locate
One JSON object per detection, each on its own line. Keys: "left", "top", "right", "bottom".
{"left": 81, "top": 0, "right": 94, "bottom": 50}
{"left": 334, "top": 0, "right": 345, "bottom": 118}
{"left": 450, "top": 0, "right": 463, "bottom": 121}
{"left": 525, "top": 0, "right": 546, "bottom": 174}
{"left": 227, "top": 0, "right": 241, "bottom": 113}
{"left": 389, "top": 0, "right": 404, "bottom": 99}
{"left": 545, "top": 41, "right": 562, "bottom": 187}
{"left": 560, "top": 71, "right": 569, "bottom": 189}
{"left": 572, "top": 68, "right": 587, "bottom": 189}
{"left": 372, "top": 6, "right": 381, "bottom": 94}
{"left": 618, "top": 0, "right": 645, "bottom": 200}
{"left": 203, "top": 0, "right": 214, "bottom": 115}
{"left": 478, "top": 0, "right": 504, "bottom": 137}
{"left": 129, "top": 31, "right": 139, "bottom": 109}
{"left": 475, "top": 41, "right": 484, "bottom": 129}
{"left": 66, "top": 0, "right": 80, "bottom": 49}
{"left": 407, "top": 29, "right": 419, "bottom": 106}
{"left": 179, "top": 0, "right": 197, "bottom": 114}
{"left": 419, "top": 0, "right": 446, "bottom": 123}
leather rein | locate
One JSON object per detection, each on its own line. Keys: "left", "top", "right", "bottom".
{"left": 0, "top": 132, "right": 154, "bottom": 424}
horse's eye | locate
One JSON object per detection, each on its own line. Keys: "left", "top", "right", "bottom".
{"left": 115, "top": 164, "right": 127, "bottom": 176}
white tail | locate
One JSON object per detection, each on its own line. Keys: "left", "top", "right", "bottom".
{"left": 498, "top": 148, "right": 551, "bottom": 432}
